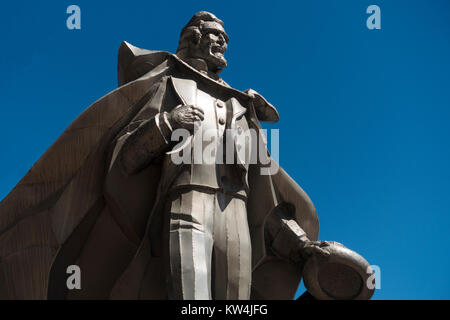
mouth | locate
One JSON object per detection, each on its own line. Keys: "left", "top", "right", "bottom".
{"left": 203, "top": 44, "right": 227, "bottom": 70}
{"left": 211, "top": 45, "right": 226, "bottom": 55}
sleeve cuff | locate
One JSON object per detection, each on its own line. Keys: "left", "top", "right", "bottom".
{"left": 155, "top": 112, "right": 173, "bottom": 144}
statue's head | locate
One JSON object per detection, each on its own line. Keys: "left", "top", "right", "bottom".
{"left": 176, "top": 11, "right": 229, "bottom": 73}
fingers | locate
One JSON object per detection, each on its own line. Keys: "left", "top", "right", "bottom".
{"left": 303, "top": 243, "right": 331, "bottom": 258}
{"left": 315, "top": 246, "right": 330, "bottom": 256}
{"left": 319, "top": 241, "right": 330, "bottom": 247}
{"left": 182, "top": 104, "right": 204, "bottom": 114}
{"left": 311, "top": 241, "right": 330, "bottom": 247}
{"left": 190, "top": 105, "right": 204, "bottom": 115}
{"left": 193, "top": 109, "right": 204, "bottom": 121}
{"left": 309, "top": 246, "right": 329, "bottom": 257}
{"left": 184, "top": 105, "right": 204, "bottom": 121}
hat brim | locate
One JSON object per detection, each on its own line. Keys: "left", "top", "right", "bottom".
{"left": 303, "top": 242, "right": 375, "bottom": 300}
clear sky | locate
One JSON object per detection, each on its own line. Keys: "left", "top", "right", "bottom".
{"left": 0, "top": 1, "right": 449, "bottom": 300}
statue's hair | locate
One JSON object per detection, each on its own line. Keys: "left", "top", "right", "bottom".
{"left": 176, "top": 11, "right": 225, "bottom": 55}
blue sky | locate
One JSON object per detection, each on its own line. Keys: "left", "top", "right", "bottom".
{"left": 1, "top": 1, "right": 449, "bottom": 299}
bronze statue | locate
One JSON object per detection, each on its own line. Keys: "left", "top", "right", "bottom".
{"left": 0, "top": 11, "right": 374, "bottom": 300}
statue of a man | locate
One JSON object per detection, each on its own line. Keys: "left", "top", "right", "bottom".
{"left": 0, "top": 11, "right": 372, "bottom": 300}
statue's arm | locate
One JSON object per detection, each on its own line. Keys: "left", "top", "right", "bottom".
{"left": 265, "top": 206, "right": 330, "bottom": 263}
{"left": 118, "top": 112, "right": 173, "bottom": 175}
{"left": 115, "top": 102, "right": 203, "bottom": 175}
{"left": 265, "top": 207, "right": 310, "bottom": 263}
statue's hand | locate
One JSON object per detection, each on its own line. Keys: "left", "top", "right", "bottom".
{"left": 299, "top": 240, "right": 332, "bottom": 260}
{"left": 168, "top": 104, "right": 204, "bottom": 132}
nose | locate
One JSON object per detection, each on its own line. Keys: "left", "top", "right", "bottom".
{"left": 217, "top": 34, "right": 225, "bottom": 45}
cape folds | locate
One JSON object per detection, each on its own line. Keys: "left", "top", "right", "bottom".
{"left": 0, "top": 42, "right": 318, "bottom": 299}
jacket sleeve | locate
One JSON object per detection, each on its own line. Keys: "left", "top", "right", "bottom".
{"left": 116, "top": 111, "right": 173, "bottom": 175}
{"left": 265, "top": 206, "right": 310, "bottom": 263}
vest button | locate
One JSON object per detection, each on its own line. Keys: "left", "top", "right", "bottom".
{"left": 219, "top": 117, "right": 225, "bottom": 125}
{"left": 216, "top": 101, "right": 224, "bottom": 108}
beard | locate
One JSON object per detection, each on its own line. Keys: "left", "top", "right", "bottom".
{"left": 197, "top": 43, "right": 227, "bottom": 71}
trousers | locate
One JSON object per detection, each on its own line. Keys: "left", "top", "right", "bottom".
{"left": 164, "top": 188, "right": 252, "bottom": 299}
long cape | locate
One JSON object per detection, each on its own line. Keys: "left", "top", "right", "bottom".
{"left": 0, "top": 42, "right": 318, "bottom": 299}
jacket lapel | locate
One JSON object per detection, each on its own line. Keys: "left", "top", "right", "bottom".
{"left": 169, "top": 76, "right": 197, "bottom": 105}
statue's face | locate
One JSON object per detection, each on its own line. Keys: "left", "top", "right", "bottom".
{"left": 190, "top": 22, "right": 228, "bottom": 72}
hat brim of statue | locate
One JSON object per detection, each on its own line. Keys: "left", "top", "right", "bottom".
{"left": 302, "top": 242, "right": 375, "bottom": 300}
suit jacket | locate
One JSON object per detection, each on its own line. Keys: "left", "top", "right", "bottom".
{"left": 0, "top": 42, "right": 319, "bottom": 299}
{"left": 114, "top": 76, "right": 253, "bottom": 197}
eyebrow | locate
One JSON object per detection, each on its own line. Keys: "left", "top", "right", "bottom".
{"left": 203, "top": 27, "right": 229, "bottom": 42}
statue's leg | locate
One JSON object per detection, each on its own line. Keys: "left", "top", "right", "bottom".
{"left": 167, "top": 189, "right": 215, "bottom": 299}
{"left": 212, "top": 192, "right": 252, "bottom": 300}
